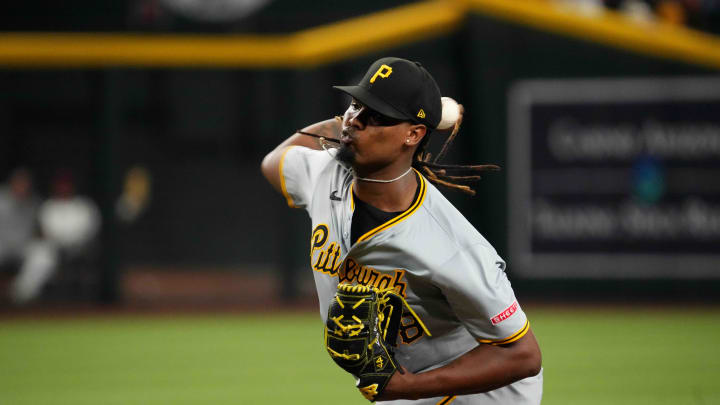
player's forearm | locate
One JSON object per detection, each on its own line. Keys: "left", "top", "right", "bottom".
{"left": 274, "top": 118, "right": 342, "bottom": 152}
{"left": 381, "top": 330, "right": 542, "bottom": 400}
{"left": 260, "top": 118, "right": 341, "bottom": 192}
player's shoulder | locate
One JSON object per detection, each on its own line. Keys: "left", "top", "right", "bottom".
{"left": 284, "top": 145, "right": 335, "bottom": 165}
{"left": 284, "top": 146, "right": 348, "bottom": 178}
{"left": 416, "top": 178, "right": 487, "bottom": 249}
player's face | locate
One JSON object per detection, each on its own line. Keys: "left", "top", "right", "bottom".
{"left": 338, "top": 99, "right": 413, "bottom": 170}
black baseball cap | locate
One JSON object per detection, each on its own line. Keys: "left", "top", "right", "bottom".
{"left": 334, "top": 57, "right": 442, "bottom": 130}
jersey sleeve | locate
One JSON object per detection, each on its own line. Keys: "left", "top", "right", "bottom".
{"left": 433, "top": 244, "right": 529, "bottom": 345}
{"left": 279, "top": 145, "right": 334, "bottom": 210}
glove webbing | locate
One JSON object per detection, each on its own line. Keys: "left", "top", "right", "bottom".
{"left": 329, "top": 284, "right": 432, "bottom": 342}
{"left": 326, "top": 336, "right": 379, "bottom": 361}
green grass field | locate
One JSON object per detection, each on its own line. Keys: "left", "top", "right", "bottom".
{"left": 1, "top": 307, "right": 719, "bottom": 405}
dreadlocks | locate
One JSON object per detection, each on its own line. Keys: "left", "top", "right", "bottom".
{"left": 411, "top": 122, "right": 500, "bottom": 196}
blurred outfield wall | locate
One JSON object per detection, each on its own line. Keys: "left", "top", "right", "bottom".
{"left": 1, "top": 0, "right": 719, "bottom": 305}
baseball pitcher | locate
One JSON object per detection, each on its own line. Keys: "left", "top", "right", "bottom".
{"left": 261, "top": 57, "right": 542, "bottom": 404}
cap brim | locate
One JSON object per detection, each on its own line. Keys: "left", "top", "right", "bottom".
{"left": 333, "top": 85, "right": 410, "bottom": 121}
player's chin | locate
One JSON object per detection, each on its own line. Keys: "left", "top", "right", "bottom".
{"left": 336, "top": 144, "right": 356, "bottom": 165}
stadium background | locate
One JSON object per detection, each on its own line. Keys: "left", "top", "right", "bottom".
{"left": 1, "top": 1, "right": 719, "bottom": 404}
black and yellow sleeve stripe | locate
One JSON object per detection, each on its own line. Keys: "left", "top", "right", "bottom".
{"left": 436, "top": 395, "right": 457, "bottom": 405}
{"left": 477, "top": 319, "right": 530, "bottom": 346}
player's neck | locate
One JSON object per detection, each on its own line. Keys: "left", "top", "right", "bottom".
{"left": 353, "top": 168, "right": 417, "bottom": 212}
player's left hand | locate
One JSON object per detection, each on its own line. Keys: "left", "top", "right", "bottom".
{"left": 324, "top": 284, "right": 405, "bottom": 402}
{"left": 374, "top": 365, "right": 417, "bottom": 401}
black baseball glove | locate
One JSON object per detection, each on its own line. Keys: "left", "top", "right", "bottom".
{"left": 325, "top": 283, "right": 429, "bottom": 402}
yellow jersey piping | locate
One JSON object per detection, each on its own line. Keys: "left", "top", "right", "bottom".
{"left": 356, "top": 170, "right": 426, "bottom": 243}
{"left": 437, "top": 395, "right": 457, "bottom": 405}
{"left": 477, "top": 320, "right": 530, "bottom": 346}
{"left": 350, "top": 182, "right": 355, "bottom": 212}
{"left": 279, "top": 146, "right": 297, "bottom": 208}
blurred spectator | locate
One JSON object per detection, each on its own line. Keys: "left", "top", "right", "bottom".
{"left": 656, "top": 0, "right": 687, "bottom": 24}
{"left": 553, "top": 0, "right": 606, "bottom": 17}
{"left": 683, "top": 0, "right": 720, "bottom": 34}
{"left": 10, "top": 169, "right": 101, "bottom": 305}
{"left": 0, "top": 168, "right": 40, "bottom": 274}
{"left": 603, "top": 0, "right": 720, "bottom": 33}
{"left": 38, "top": 170, "right": 101, "bottom": 257}
{"left": 0, "top": 168, "right": 52, "bottom": 305}
{"left": 116, "top": 165, "right": 152, "bottom": 223}
{"left": 619, "top": 0, "right": 657, "bottom": 22}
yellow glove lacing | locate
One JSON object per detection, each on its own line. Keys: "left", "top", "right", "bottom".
{"left": 328, "top": 284, "right": 432, "bottom": 356}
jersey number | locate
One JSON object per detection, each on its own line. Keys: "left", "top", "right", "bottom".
{"left": 399, "top": 312, "right": 424, "bottom": 344}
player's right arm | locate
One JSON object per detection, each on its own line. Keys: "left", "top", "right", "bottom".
{"left": 260, "top": 118, "right": 341, "bottom": 193}
{"left": 380, "top": 244, "right": 542, "bottom": 400}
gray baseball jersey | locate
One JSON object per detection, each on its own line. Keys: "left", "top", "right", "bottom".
{"left": 280, "top": 146, "right": 543, "bottom": 405}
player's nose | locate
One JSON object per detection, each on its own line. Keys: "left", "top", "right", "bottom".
{"left": 347, "top": 107, "right": 367, "bottom": 130}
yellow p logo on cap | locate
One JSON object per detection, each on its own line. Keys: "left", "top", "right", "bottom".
{"left": 370, "top": 64, "right": 393, "bottom": 83}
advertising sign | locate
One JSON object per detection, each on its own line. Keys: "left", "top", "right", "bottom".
{"left": 508, "top": 78, "right": 720, "bottom": 278}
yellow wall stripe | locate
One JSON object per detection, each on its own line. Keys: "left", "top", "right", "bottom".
{"left": 0, "top": 1, "right": 464, "bottom": 68}
{"left": 0, "top": 0, "right": 719, "bottom": 69}
{"left": 466, "top": 0, "right": 720, "bottom": 70}
{"left": 292, "top": 0, "right": 465, "bottom": 67}
{"left": 0, "top": 33, "right": 291, "bottom": 68}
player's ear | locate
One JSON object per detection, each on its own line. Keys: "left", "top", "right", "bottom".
{"left": 404, "top": 124, "right": 427, "bottom": 147}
